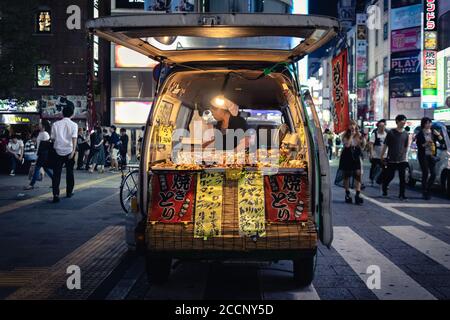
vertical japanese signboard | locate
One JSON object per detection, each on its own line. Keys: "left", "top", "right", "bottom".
{"left": 149, "top": 173, "right": 196, "bottom": 223}
{"left": 422, "top": 0, "right": 439, "bottom": 109}
{"left": 264, "top": 175, "right": 309, "bottom": 222}
{"left": 356, "top": 14, "right": 368, "bottom": 120}
{"left": 332, "top": 49, "right": 349, "bottom": 133}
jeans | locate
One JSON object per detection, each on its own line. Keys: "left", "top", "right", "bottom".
{"left": 382, "top": 162, "right": 408, "bottom": 197}
{"left": 419, "top": 155, "right": 437, "bottom": 195}
{"left": 369, "top": 158, "right": 382, "bottom": 182}
{"left": 30, "top": 165, "right": 53, "bottom": 186}
{"left": 52, "top": 154, "right": 75, "bottom": 197}
{"left": 9, "top": 153, "right": 21, "bottom": 172}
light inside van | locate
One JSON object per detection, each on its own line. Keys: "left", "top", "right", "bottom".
{"left": 213, "top": 96, "right": 225, "bottom": 107}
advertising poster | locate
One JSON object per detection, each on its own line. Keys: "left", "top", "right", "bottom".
{"left": 40, "top": 96, "right": 88, "bottom": 119}
{"left": 390, "top": 97, "right": 423, "bottom": 119}
{"left": 144, "top": 0, "right": 194, "bottom": 12}
{"left": 0, "top": 100, "right": 38, "bottom": 113}
{"left": 116, "top": 0, "right": 145, "bottom": 9}
{"left": 391, "top": 51, "right": 421, "bottom": 75}
{"left": 391, "top": 28, "right": 421, "bottom": 53}
{"left": 390, "top": 74, "right": 421, "bottom": 98}
{"left": 391, "top": 4, "right": 422, "bottom": 30}
{"left": 331, "top": 49, "right": 349, "bottom": 133}
{"left": 369, "top": 74, "right": 385, "bottom": 121}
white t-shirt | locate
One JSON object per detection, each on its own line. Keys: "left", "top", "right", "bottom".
{"left": 37, "top": 131, "right": 50, "bottom": 150}
{"left": 51, "top": 118, "right": 78, "bottom": 156}
{"left": 369, "top": 130, "right": 387, "bottom": 159}
{"left": 7, "top": 140, "right": 24, "bottom": 155}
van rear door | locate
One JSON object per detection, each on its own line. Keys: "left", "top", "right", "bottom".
{"left": 87, "top": 13, "right": 339, "bottom": 64}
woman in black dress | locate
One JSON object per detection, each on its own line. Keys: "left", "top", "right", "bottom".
{"left": 339, "top": 120, "right": 366, "bottom": 205}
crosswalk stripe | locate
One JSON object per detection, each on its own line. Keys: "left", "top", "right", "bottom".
{"left": 382, "top": 226, "right": 450, "bottom": 270}
{"left": 361, "top": 195, "right": 432, "bottom": 227}
{"left": 259, "top": 261, "right": 320, "bottom": 300}
{"left": 385, "top": 204, "right": 450, "bottom": 208}
{"left": 333, "top": 227, "right": 436, "bottom": 300}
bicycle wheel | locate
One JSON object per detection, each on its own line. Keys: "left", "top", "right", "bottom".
{"left": 120, "top": 169, "right": 139, "bottom": 213}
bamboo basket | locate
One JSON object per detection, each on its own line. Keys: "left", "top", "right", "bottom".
{"left": 147, "top": 173, "right": 317, "bottom": 252}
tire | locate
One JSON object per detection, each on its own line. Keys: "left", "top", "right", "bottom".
{"left": 293, "top": 255, "right": 315, "bottom": 287}
{"left": 405, "top": 165, "right": 416, "bottom": 187}
{"left": 447, "top": 171, "right": 450, "bottom": 199}
{"left": 119, "top": 169, "right": 139, "bottom": 213}
{"left": 146, "top": 254, "right": 172, "bottom": 285}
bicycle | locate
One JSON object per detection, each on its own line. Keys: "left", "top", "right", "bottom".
{"left": 119, "top": 162, "right": 139, "bottom": 213}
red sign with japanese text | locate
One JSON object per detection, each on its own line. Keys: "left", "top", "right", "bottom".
{"left": 149, "top": 173, "right": 196, "bottom": 223}
{"left": 332, "top": 49, "right": 349, "bottom": 133}
{"left": 264, "top": 174, "right": 308, "bottom": 222}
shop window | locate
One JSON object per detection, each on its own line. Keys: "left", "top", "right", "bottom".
{"left": 254, "top": 0, "right": 264, "bottom": 12}
{"left": 383, "top": 0, "right": 388, "bottom": 12}
{"left": 36, "top": 64, "right": 51, "bottom": 87}
{"left": 383, "top": 56, "right": 389, "bottom": 73}
{"left": 383, "top": 22, "right": 388, "bottom": 41}
{"left": 36, "top": 11, "right": 51, "bottom": 33}
{"left": 375, "top": 29, "right": 379, "bottom": 47}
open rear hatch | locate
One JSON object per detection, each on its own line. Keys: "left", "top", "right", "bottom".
{"left": 86, "top": 13, "right": 339, "bottom": 64}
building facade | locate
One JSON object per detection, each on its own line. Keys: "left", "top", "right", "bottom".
{"left": 0, "top": 0, "right": 94, "bottom": 136}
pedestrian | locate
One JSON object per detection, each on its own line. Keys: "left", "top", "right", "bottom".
{"left": 108, "top": 125, "right": 121, "bottom": 172}
{"left": 50, "top": 106, "right": 78, "bottom": 203}
{"left": 380, "top": 114, "right": 410, "bottom": 200}
{"left": 89, "top": 126, "right": 105, "bottom": 173}
{"left": 84, "top": 129, "right": 96, "bottom": 170}
{"left": 415, "top": 117, "right": 445, "bottom": 200}
{"left": 323, "top": 128, "right": 334, "bottom": 160}
{"left": 23, "top": 133, "right": 38, "bottom": 162}
{"left": 338, "top": 120, "right": 365, "bottom": 205}
{"left": 24, "top": 120, "right": 54, "bottom": 190}
{"left": 6, "top": 135, "right": 24, "bottom": 176}
{"left": 119, "top": 128, "right": 129, "bottom": 169}
{"left": 368, "top": 119, "right": 388, "bottom": 186}
{"left": 76, "top": 128, "right": 89, "bottom": 170}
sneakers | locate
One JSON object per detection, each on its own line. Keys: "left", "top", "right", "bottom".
{"left": 24, "top": 185, "right": 34, "bottom": 190}
{"left": 399, "top": 195, "right": 408, "bottom": 201}
{"left": 66, "top": 192, "right": 74, "bottom": 198}
{"left": 51, "top": 196, "right": 60, "bottom": 203}
{"left": 9, "top": 170, "right": 15, "bottom": 176}
{"left": 422, "top": 192, "right": 431, "bottom": 200}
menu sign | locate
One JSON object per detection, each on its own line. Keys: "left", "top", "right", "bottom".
{"left": 149, "top": 173, "right": 196, "bottom": 223}
{"left": 264, "top": 175, "right": 308, "bottom": 222}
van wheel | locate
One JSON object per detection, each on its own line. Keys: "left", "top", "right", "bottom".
{"left": 447, "top": 171, "right": 450, "bottom": 199}
{"left": 293, "top": 256, "right": 315, "bottom": 287}
{"left": 146, "top": 254, "right": 172, "bottom": 285}
{"left": 405, "top": 166, "right": 416, "bottom": 187}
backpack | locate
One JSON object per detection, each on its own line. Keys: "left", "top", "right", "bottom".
{"left": 335, "top": 137, "right": 341, "bottom": 146}
{"left": 373, "top": 129, "right": 382, "bottom": 146}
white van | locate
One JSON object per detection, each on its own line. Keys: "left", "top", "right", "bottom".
{"left": 88, "top": 13, "right": 338, "bottom": 286}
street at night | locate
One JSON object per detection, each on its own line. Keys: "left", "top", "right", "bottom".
{"left": 1, "top": 0, "right": 450, "bottom": 315}
{"left": 1, "top": 161, "right": 449, "bottom": 300}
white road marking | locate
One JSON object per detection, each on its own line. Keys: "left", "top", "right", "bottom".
{"left": 385, "top": 203, "right": 450, "bottom": 209}
{"left": 333, "top": 227, "right": 436, "bottom": 300}
{"left": 361, "top": 195, "right": 432, "bottom": 227}
{"left": 259, "top": 261, "right": 320, "bottom": 300}
{"left": 383, "top": 226, "right": 450, "bottom": 270}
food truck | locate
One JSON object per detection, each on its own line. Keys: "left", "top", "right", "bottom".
{"left": 88, "top": 13, "right": 338, "bottom": 286}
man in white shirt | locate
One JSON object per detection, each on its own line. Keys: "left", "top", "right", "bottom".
{"left": 6, "top": 135, "right": 24, "bottom": 176}
{"left": 50, "top": 106, "right": 78, "bottom": 203}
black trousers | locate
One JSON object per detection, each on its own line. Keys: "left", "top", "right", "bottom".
{"left": 52, "top": 154, "right": 75, "bottom": 197}
{"left": 76, "top": 144, "right": 87, "bottom": 169}
{"left": 85, "top": 148, "right": 95, "bottom": 170}
{"left": 382, "top": 162, "right": 407, "bottom": 197}
{"left": 369, "top": 158, "right": 382, "bottom": 182}
{"left": 419, "top": 155, "right": 437, "bottom": 194}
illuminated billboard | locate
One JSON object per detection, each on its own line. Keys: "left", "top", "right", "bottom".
{"left": 113, "top": 101, "right": 153, "bottom": 125}
{"left": 114, "top": 45, "right": 158, "bottom": 68}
